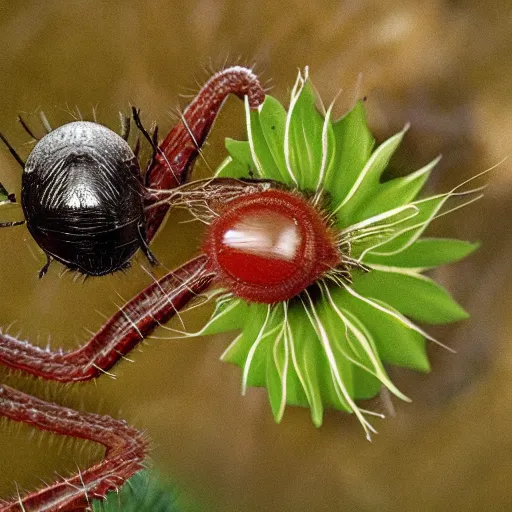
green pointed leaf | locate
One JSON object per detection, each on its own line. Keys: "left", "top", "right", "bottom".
{"left": 325, "top": 294, "right": 410, "bottom": 401}
{"left": 216, "top": 139, "right": 254, "bottom": 178}
{"left": 199, "top": 298, "right": 249, "bottom": 336}
{"left": 246, "top": 99, "right": 284, "bottom": 181}
{"left": 346, "top": 296, "right": 429, "bottom": 372}
{"left": 334, "top": 127, "right": 408, "bottom": 226}
{"left": 257, "top": 95, "right": 292, "bottom": 183}
{"left": 313, "top": 306, "right": 354, "bottom": 412}
{"left": 353, "top": 156, "right": 440, "bottom": 222}
{"left": 311, "top": 286, "right": 404, "bottom": 404}
{"left": 340, "top": 203, "right": 420, "bottom": 260}
{"left": 244, "top": 308, "right": 283, "bottom": 389}
{"left": 225, "top": 138, "right": 252, "bottom": 167}
{"left": 285, "top": 74, "right": 334, "bottom": 190}
{"left": 364, "top": 238, "right": 480, "bottom": 269}
{"left": 302, "top": 295, "right": 372, "bottom": 414}
{"left": 283, "top": 348, "right": 310, "bottom": 410}
{"left": 220, "top": 304, "right": 270, "bottom": 366}
{"left": 287, "top": 306, "right": 325, "bottom": 425}
{"left": 328, "top": 100, "right": 375, "bottom": 207}
{"left": 317, "top": 289, "right": 385, "bottom": 400}
{"left": 265, "top": 327, "right": 287, "bottom": 422}
{"left": 317, "top": 298, "right": 354, "bottom": 399}
{"left": 356, "top": 193, "right": 448, "bottom": 258}
{"left": 352, "top": 269, "right": 469, "bottom": 325}
{"left": 215, "top": 156, "right": 243, "bottom": 178}
{"left": 328, "top": 284, "right": 430, "bottom": 372}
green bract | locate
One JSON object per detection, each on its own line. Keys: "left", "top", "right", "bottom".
{"left": 197, "top": 69, "right": 478, "bottom": 438}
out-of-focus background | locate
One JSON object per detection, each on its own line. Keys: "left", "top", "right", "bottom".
{"left": 0, "top": 1, "right": 511, "bottom": 510}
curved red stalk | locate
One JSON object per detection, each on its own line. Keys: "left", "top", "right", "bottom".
{"left": 0, "top": 385, "right": 148, "bottom": 511}
{"left": 0, "top": 255, "right": 214, "bottom": 511}
{"left": 0, "top": 255, "right": 213, "bottom": 382}
{"left": 144, "top": 66, "right": 265, "bottom": 240}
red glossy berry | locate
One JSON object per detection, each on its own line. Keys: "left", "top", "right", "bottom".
{"left": 204, "top": 189, "right": 340, "bottom": 304}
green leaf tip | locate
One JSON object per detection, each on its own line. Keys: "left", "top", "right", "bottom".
{"left": 203, "top": 69, "right": 480, "bottom": 437}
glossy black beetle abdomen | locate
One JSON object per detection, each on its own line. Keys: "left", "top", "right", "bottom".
{"left": 22, "top": 121, "right": 149, "bottom": 276}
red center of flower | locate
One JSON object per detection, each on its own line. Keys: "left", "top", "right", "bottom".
{"left": 204, "top": 189, "right": 340, "bottom": 304}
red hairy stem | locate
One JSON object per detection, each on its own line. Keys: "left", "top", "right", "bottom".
{"left": 144, "top": 66, "right": 265, "bottom": 241}
{"left": 0, "top": 385, "right": 148, "bottom": 512}
{"left": 0, "top": 255, "right": 213, "bottom": 382}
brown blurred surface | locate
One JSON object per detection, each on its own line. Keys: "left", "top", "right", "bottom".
{"left": 0, "top": 0, "right": 511, "bottom": 510}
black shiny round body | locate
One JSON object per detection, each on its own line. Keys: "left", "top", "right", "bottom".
{"left": 22, "top": 121, "right": 147, "bottom": 276}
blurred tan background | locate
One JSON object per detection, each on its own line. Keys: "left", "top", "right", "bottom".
{"left": 0, "top": 0, "right": 511, "bottom": 510}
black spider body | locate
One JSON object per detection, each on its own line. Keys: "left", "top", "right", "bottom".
{"left": 21, "top": 121, "right": 149, "bottom": 276}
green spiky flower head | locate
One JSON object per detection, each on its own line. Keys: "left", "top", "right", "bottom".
{"left": 196, "top": 68, "right": 478, "bottom": 438}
